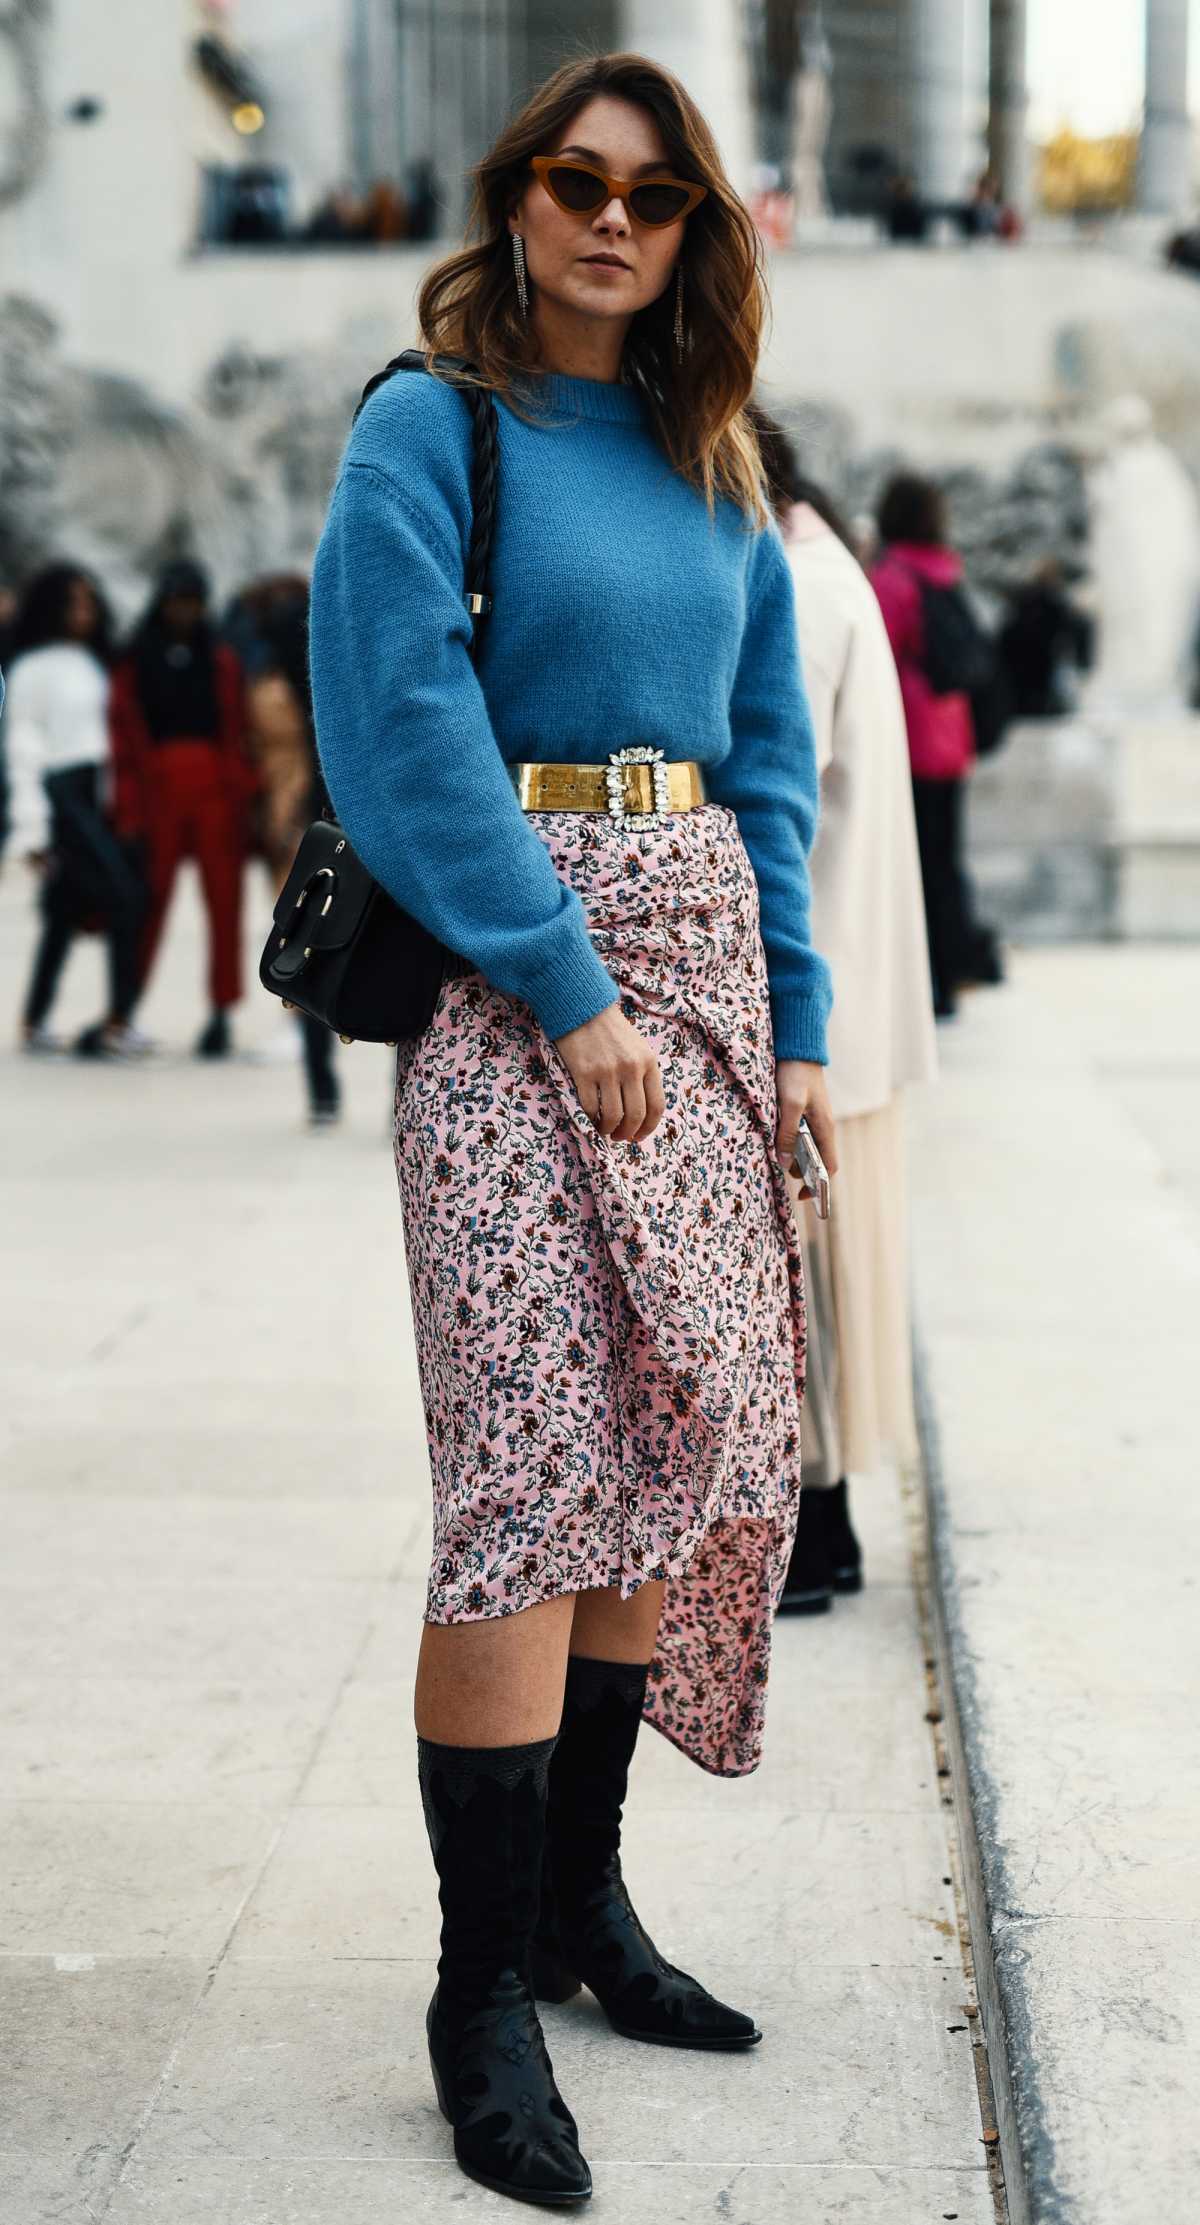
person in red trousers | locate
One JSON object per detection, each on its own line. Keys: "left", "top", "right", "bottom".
{"left": 111, "top": 561, "right": 254, "bottom": 1056}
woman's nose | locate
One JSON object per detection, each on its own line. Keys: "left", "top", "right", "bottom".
{"left": 595, "top": 196, "right": 630, "bottom": 234}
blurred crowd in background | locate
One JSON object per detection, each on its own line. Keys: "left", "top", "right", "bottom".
{"left": 202, "top": 157, "right": 443, "bottom": 247}
{"left": 0, "top": 558, "right": 340, "bottom": 1123}
{"left": 207, "top": 153, "right": 1026, "bottom": 253}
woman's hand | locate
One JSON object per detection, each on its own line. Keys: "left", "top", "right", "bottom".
{"left": 774, "top": 1060, "right": 838, "bottom": 1194}
{"left": 554, "top": 1001, "right": 665, "bottom": 1144}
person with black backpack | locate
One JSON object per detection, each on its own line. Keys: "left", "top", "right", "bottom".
{"left": 871, "top": 473, "right": 1003, "bottom": 1016}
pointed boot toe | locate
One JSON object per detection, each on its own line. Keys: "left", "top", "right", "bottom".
{"left": 607, "top": 1959, "right": 762, "bottom": 2049}
{"left": 539, "top": 1870, "right": 763, "bottom": 2051}
{"left": 428, "top": 1977, "right": 592, "bottom": 2206}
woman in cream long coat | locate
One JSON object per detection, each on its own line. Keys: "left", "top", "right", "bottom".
{"left": 753, "top": 413, "right": 937, "bottom": 1612}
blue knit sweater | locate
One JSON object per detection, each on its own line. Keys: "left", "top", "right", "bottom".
{"left": 309, "top": 367, "right": 831, "bottom": 1061}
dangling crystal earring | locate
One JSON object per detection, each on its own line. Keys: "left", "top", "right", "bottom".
{"left": 513, "top": 230, "right": 529, "bottom": 318}
{"left": 673, "top": 263, "right": 686, "bottom": 362}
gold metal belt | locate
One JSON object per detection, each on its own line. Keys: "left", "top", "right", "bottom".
{"left": 510, "top": 749, "right": 707, "bottom": 829}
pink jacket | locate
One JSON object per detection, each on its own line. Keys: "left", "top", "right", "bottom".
{"left": 871, "top": 543, "right": 977, "bottom": 782}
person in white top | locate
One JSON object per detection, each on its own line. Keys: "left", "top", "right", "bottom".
{"left": 3, "top": 566, "right": 150, "bottom": 1058}
{"left": 750, "top": 414, "right": 938, "bottom": 1614}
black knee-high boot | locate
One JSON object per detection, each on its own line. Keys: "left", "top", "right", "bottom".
{"left": 530, "top": 1656, "right": 761, "bottom": 2050}
{"left": 418, "top": 1736, "right": 592, "bottom": 2206}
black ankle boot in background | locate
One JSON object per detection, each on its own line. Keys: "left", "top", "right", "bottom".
{"left": 418, "top": 1736, "right": 592, "bottom": 2207}
{"left": 778, "top": 1481, "right": 864, "bottom": 1614}
{"left": 824, "top": 1478, "right": 863, "bottom": 1594}
{"left": 194, "top": 1008, "right": 231, "bottom": 1060}
{"left": 777, "top": 1487, "right": 834, "bottom": 1615}
{"left": 530, "top": 1655, "right": 761, "bottom": 2051}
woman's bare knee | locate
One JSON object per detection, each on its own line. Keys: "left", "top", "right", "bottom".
{"left": 415, "top": 1593, "right": 575, "bottom": 1744}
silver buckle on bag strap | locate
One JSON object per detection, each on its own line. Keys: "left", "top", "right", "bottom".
{"left": 605, "top": 746, "right": 671, "bottom": 831}
{"left": 277, "top": 865, "right": 336, "bottom": 955}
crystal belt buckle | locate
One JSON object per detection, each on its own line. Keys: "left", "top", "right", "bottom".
{"left": 606, "top": 746, "right": 671, "bottom": 831}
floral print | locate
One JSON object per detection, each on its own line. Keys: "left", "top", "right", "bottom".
{"left": 394, "top": 803, "right": 806, "bottom": 1778}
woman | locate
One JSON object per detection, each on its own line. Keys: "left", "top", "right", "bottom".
{"left": 871, "top": 473, "right": 979, "bottom": 1018}
{"left": 310, "top": 53, "right": 835, "bottom": 2208}
{"left": 110, "top": 560, "right": 253, "bottom": 1058}
{"left": 5, "top": 564, "right": 148, "bottom": 1058}
{"left": 244, "top": 585, "right": 340, "bottom": 1124}
{"left": 752, "top": 417, "right": 937, "bottom": 1614}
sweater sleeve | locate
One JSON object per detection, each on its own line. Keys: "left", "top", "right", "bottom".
{"left": 705, "top": 524, "right": 833, "bottom": 1065}
{"left": 308, "top": 381, "right": 620, "bottom": 1042}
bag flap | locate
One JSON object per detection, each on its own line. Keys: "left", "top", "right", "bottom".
{"left": 270, "top": 821, "right": 378, "bottom": 954}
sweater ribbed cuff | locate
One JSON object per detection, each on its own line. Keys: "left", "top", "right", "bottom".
{"left": 520, "top": 927, "right": 621, "bottom": 1043}
{"left": 770, "top": 989, "right": 830, "bottom": 1066}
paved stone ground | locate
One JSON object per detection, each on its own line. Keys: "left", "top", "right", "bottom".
{"left": 910, "top": 944, "right": 1200, "bottom": 2225}
{"left": 0, "top": 870, "right": 992, "bottom": 2224}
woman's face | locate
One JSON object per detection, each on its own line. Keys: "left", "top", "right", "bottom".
{"left": 510, "top": 95, "right": 689, "bottom": 336}
{"left": 64, "top": 577, "right": 99, "bottom": 642}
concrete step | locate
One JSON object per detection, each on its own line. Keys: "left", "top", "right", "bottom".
{"left": 910, "top": 944, "right": 1200, "bottom": 2225}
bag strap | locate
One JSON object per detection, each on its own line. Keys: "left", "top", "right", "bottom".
{"left": 354, "top": 348, "right": 499, "bottom": 669}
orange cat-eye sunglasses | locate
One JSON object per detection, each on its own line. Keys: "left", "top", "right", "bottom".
{"left": 529, "top": 154, "right": 707, "bottom": 229}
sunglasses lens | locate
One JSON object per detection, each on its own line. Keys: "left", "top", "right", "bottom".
{"left": 629, "top": 180, "right": 692, "bottom": 225}
{"left": 546, "top": 164, "right": 607, "bottom": 213}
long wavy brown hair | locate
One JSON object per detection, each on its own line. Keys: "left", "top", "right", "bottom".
{"left": 418, "top": 51, "right": 769, "bottom": 525}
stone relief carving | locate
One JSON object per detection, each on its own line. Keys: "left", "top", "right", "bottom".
{"left": 773, "top": 391, "right": 1090, "bottom": 602}
{"left": 0, "top": 0, "right": 51, "bottom": 210}
{"left": 0, "top": 295, "right": 61, "bottom": 573}
{"left": 0, "top": 294, "right": 398, "bottom": 617}
{"left": 0, "top": 293, "right": 236, "bottom": 615}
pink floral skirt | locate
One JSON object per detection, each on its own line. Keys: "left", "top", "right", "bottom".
{"left": 394, "top": 802, "right": 806, "bottom": 1777}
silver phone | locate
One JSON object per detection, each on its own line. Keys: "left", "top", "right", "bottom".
{"left": 789, "top": 1116, "right": 831, "bottom": 1220}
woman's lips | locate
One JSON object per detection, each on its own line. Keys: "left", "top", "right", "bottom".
{"left": 580, "top": 255, "right": 630, "bottom": 271}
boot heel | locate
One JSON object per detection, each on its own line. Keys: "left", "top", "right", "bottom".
{"left": 530, "top": 1940, "right": 582, "bottom": 2003}
{"left": 428, "top": 2044, "right": 453, "bottom": 2124}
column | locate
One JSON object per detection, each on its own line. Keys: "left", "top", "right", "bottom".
{"left": 988, "top": 0, "right": 1030, "bottom": 213}
{"left": 619, "top": 0, "right": 755, "bottom": 198}
{"left": 345, "top": 0, "right": 409, "bottom": 190}
{"left": 908, "top": 0, "right": 973, "bottom": 206}
{"left": 1139, "top": 0, "right": 1192, "bottom": 215}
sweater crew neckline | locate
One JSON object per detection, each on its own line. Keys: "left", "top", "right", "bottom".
{"left": 520, "top": 372, "right": 649, "bottom": 427}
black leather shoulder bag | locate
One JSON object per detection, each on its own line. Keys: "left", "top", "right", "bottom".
{"left": 258, "top": 349, "right": 500, "bottom": 1044}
